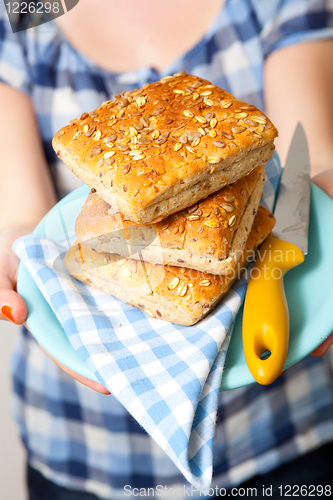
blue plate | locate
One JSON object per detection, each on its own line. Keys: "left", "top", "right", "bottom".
{"left": 17, "top": 184, "right": 333, "bottom": 390}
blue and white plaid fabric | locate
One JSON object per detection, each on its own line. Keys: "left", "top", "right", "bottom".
{"left": 2, "top": 0, "right": 333, "bottom": 498}
{"left": 13, "top": 157, "right": 280, "bottom": 488}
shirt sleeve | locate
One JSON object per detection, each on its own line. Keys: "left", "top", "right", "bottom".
{"left": 251, "top": 0, "right": 333, "bottom": 58}
{"left": 0, "top": 4, "right": 32, "bottom": 95}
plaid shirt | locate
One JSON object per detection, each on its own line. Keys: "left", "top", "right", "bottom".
{"left": 1, "top": 0, "right": 333, "bottom": 498}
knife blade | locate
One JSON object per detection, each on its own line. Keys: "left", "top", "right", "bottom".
{"left": 242, "top": 123, "right": 311, "bottom": 385}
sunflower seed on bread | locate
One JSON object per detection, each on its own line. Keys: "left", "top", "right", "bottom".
{"left": 75, "top": 165, "right": 265, "bottom": 275}
{"left": 53, "top": 73, "right": 277, "bottom": 225}
{"left": 64, "top": 206, "right": 276, "bottom": 326}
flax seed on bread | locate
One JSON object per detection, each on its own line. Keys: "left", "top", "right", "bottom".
{"left": 64, "top": 205, "right": 276, "bottom": 326}
{"left": 53, "top": 73, "right": 277, "bottom": 224}
{"left": 75, "top": 165, "right": 265, "bottom": 275}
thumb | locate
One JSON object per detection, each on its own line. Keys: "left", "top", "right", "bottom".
{"left": 0, "top": 270, "right": 28, "bottom": 324}
{"left": 311, "top": 332, "right": 333, "bottom": 357}
{"left": 0, "top": 227, "right": 33, "bottom": 324}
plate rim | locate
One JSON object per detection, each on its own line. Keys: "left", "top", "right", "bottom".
{"left": 17, "top": 183, "right": 333, "bottom": 391}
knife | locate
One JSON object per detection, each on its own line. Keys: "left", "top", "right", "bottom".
{"left": 242, "top": 123, "right": 311, "bottom": 385}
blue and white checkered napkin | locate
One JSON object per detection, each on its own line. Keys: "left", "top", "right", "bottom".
{"left": 14, "top": 155, "right": 280, "bottom": 487}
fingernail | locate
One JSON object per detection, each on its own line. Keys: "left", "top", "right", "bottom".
{"left": 1, "top": 305, "right": 15, "bottom": 323}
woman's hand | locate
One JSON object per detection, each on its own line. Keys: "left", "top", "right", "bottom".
{"left": 0, "top": 227, "right": 30, "bottom": 324}
{"left": 311, "top": 334, "right": 333, "bottom": 357}
{"left": 311, "top": 169, "right": 333, "bottom": 357}
{"left": 264, "top": 40, "right": 333, "bottom": 359}
{"left": 312, "top": 168, "right": 333, "bottom": 199}
{"left": 0, "top": 226, "right": 110, "bottom": 394}
{"left": 0, "top": 84, "right": 109, "bottom": 395}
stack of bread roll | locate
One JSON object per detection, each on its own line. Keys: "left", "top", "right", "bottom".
{"left": 53, "top": 73, "right": 277, "bottom": 326}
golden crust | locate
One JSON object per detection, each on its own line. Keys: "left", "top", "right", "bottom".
{"left": 75, "top": 165, "right": 265, "bottom": 274}
{"left": 53, "top": 73, "right": 277, "bottom": 224}
{"left": 64, "top": 205, "right": 276, "bottom": 326}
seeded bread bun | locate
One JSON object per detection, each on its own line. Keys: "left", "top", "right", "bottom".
{"left": 52, "top": 73, "right": 277, "bottom": 225}
{"left": 64, "top": 205, "right": 276, "bottom": 326}
{"left": 75, "top": 165, "right": 265, "bottom": 275}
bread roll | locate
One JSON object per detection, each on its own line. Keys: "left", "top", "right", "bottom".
{"left": 64, "top": 206, "right": 276, "bottom": 326}
{"left": 75, "top": 165, "right": 265, "bottom": 275}
{"left": 53, "top": 73, "right": 277, "bottom": 224}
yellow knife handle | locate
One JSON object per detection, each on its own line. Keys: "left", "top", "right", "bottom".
{"left": 243, "top": 235, "right": 304, "bottom": 385}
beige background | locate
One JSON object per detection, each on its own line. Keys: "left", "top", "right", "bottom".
{"left": 0, "top": 321, "right": 26, "bottom": 500}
